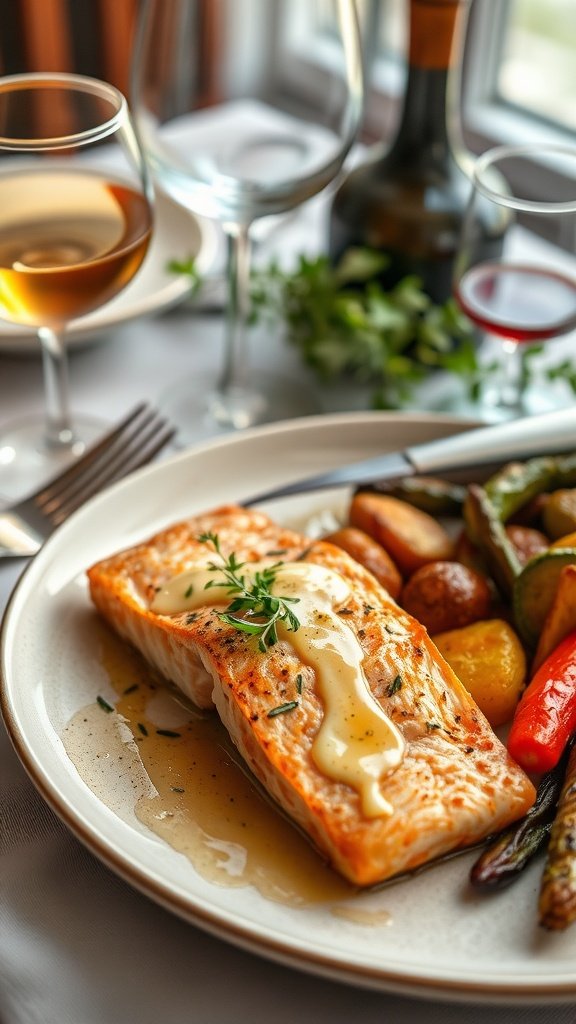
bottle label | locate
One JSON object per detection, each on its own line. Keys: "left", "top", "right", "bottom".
{"left": 409, "top": 0, "right": 464, "bottom": 71}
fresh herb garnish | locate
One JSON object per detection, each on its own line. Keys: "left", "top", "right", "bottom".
{"left": 296, "top": 673, "right": 303, "bottom": 694}
{"left": 137, "top": 722, "right": 148, "bottom": 736}
{"left": 198, "top": 532, "right": 300, "bottom": 653}
{"left": 123, "top": 684, "right": 139, "bottom": 695}
{"left": 156, "top": 729, "right": 182, "bottom": 738}
{"left": 267, "top": 700, "right": 299, "bottom": 718}
{"left": 96, "top": 695, "right": 114, "bottom": 713}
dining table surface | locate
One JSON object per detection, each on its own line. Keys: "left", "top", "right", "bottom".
{"left": 1, "top": 180, "right": 576, "bottom": 1024}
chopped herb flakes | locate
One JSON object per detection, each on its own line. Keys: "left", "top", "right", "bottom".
{"left": 267, "top": 700, "right": 299, "bottom": 718}
{"left": 123, "top": 684, "right": 139, "bottom": 695}
{"left": 96, "top": 695, "right": 114, "bottom": 713}
{"left": 386, "top": 675, "right": 403, "bottom": 697}
{"left": 156, "top": 729, "right": 182, "bottom": 738}
{"left": 426, "top": 721, "right": 441, "bottom": 732}
{"left": 137, "top": 722, "right": 148, "bottom": 736}
{"left": 184, "top": 584, "right": 194, "bottom": 598}
{"left": 296, "top": 673, "right": 303, "bottom": 694}
{"left": 171, "top": 786, "right": 185, "bottom": 793}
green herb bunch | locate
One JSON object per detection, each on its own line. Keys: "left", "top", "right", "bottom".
{"left": 198, "top": 532, "right": 300, "bottom": 652}
{"left": 250, "top": 247, "right": 484, "bottom": 409}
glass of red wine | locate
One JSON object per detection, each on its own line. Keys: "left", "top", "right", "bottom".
{"left": 454, "top": 143, "right": 576, "bottom": 418}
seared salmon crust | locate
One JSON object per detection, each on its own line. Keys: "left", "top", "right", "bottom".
{"left": 88, "top": 504, "right": 535, "bottom": 886}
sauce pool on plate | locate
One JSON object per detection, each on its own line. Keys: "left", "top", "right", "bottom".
{"left": 61, "top": 622, "right": 387, "bottom": 912}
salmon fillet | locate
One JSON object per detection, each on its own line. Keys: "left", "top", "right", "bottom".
{"left": 87, "top": 504, "right": 535, "bottom": 887}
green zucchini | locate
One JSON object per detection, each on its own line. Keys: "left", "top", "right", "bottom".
{"left": 513, "top": 548, "right": 576, "bottom": 647}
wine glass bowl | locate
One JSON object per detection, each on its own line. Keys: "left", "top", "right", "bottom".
{"left": 0, "top": 72, "right": 153, "bottom": 499}
{"left": 131, "top": 0, "right": 363, "bottom": 443}
{"left": 454, "top": 143, "right": 576, "bottom": 418}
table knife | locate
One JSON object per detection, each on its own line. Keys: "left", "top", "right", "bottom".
{"left": 245, "top": 406, "right": 576, "bottom": 505}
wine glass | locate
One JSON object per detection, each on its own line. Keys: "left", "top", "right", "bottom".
{"left": 454, "top": 143, "right": 576, "bottom": 419}
{"left": 0, "top": 73, "right": 153, "bottom": 499}
{"left": 131, "top": 0, "right": 363, "bottom": 444}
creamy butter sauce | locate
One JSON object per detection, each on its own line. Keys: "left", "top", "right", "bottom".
{"left": 153, "top": 558, "right": 406, "bottom": 817}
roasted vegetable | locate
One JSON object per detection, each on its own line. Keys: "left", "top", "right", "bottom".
{"left": 323, "top": 526, "right": 402, "bottom": 599}
{"left": 470, "top": 751, "right": 569, "bottom": 891}
{"left": 533, "top": 565, "right": 576, "bottom": 672}
{"left": 543, "top": 489, "right": 576, "bottom": 540}
{"left": 513, "top": 548, "right": 576, "bottom": 647}
{"left": 505, "top": 525, "right": 549, "bottom": 566}
{"left": 463, "top": 484, "right": 522, "bottom": 599}
{"left": 359, "top": 476, "right": 466, "bottom": 517}
{"left": 401, "top": 561, "right": 491, "bottom": 636}
{"left": 462, "top": 454, "right": 576, "bottom": 604}
{"left": 485, "top": 451, "right": 576, "bottom": 524}
{"left": 507, "top": 629, "right": 576, "bottom": 774}
{"left": 538, "top": 741, "right": 576, "bottom": 931}
{"left": 433, "top": 619, "right": 526, "bottom": 727}
{"left": 349, "top": 492, "right": 454, "bottom": 576}
{"left": 484, "top": 457, "right": 559, "bottom": 523}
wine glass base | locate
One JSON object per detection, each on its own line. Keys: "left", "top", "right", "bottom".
{"left": 159, "top": 371, "right": 319, "bottom": 448}
{"left": 0, "top": 413, "right": 107, "bottom": 505}
{"left": 478, "top": 382, "right": 574, "bottom": 423}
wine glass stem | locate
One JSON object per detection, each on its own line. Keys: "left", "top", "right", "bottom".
{"left": 38, "top": 326, "right": 75, "bottom": 449}
{"left": 219, "top": 222, "right": 251, "bottom": 396}
{"left": 207, "top": 222, "right": 267, "bottom": 430}
{"left": 499, "top": 338, "right": 526, "bottom": 416}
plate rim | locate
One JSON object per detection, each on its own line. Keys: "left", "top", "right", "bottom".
{"left": 2, "top": 410, "right": 575, "bottom": 1005}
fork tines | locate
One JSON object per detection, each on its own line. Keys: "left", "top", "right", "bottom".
{"left": 35, "top": 403, "right": 175, "bottom": 526}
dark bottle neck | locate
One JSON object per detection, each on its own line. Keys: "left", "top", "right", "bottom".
{"left": 391, "top": 66, "right": 452, "bottom": 155}
{"left": 386, "top": 0, "right": 467, "bottom": 166}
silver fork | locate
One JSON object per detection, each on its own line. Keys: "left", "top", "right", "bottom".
{"left": 0, "top": 403, "right": 175, "bottom": 558}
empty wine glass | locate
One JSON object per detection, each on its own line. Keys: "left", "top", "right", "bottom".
{"left": 454, "top": 143, "right": 576, "bottom": 419}
{"left": 131, "top": 0, "right": 363, "bottom": 444}
{"left": 0, "top": 73, "right": 153, "bottom": 499}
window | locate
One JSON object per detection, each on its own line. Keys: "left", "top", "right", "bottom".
{"left": 463, "top": 0, "right": 576, "bottom": 151}
{"left": 495, "top": 0, "right": 576, "bottom": 135}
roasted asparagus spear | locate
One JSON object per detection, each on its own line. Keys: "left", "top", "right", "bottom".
{"left": 538, "top": 741, "right": 576, "bottom": 930}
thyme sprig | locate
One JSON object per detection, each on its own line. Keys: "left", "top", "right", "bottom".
{"left": 198, "top": 532, "right": 300, "bottom": 653}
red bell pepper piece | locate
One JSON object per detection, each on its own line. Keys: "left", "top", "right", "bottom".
{"left": 508, "top": 629, "right": 576, "bottom": 774}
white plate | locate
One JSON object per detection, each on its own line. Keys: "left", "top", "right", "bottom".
{"left": 0, "top": 190, "right": 218, "bottom": 355}
{"left": 2, "top": 412, "right": 576, "bottom": 1005}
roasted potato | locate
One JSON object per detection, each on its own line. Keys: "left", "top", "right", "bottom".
{"left": 433, "top": 619, "right": 526, "bottom": 727}
{"left": 543, "top": 489, "right": 576, "bottom": 540}
{"left": 350, "top": 492, "right": 454, "bottom": 576}
{"left": 505, "top": 524, "right": 549, "bottom": 566}
{"left": 324, "top": 526, "right": 402, "bottom": 599}
{"left": 400, "top": 561, "right": 492, "bottom": 635}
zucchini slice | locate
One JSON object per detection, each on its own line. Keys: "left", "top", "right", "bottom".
{"left": 513, "top": 548, "right": 576, "bottom": 647}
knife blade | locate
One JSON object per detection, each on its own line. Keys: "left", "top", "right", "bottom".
{"left": 244, "top": 406, "right": 576, "bottom": 505}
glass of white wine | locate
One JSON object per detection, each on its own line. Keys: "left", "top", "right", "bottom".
{"left": 0, "top": 73, "right": 153, "bottom": 498}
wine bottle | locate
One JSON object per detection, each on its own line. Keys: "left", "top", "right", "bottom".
{"left": 329, "top": 0, "right": 503, "bottom": 304}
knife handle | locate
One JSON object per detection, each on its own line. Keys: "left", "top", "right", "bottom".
{"left": 407, "top": 407, "right": 576, "bottom": 476}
